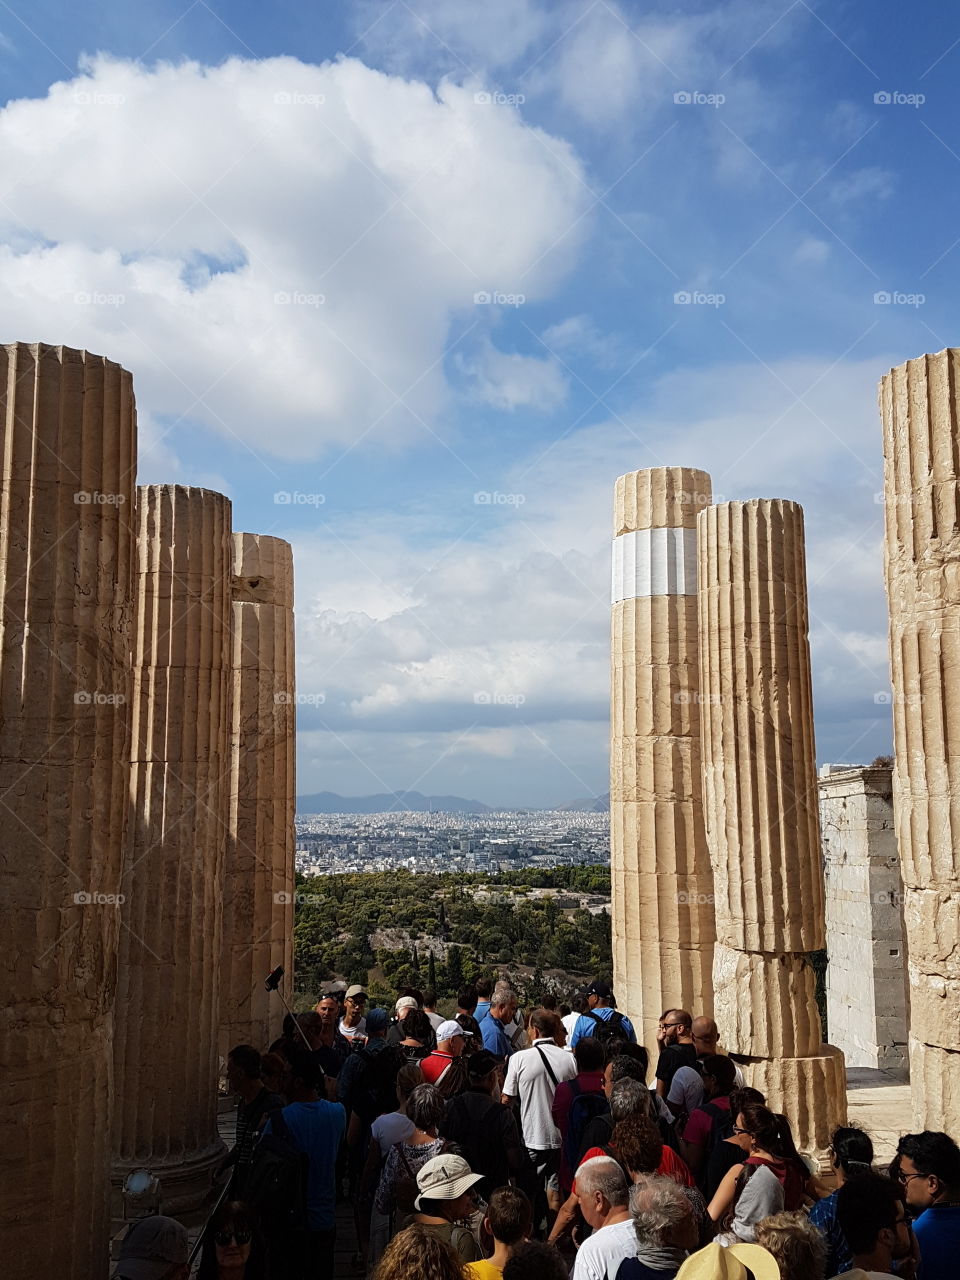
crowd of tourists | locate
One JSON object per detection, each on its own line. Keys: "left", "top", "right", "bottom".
{"left": 113, "top": 980, "right": 960, "bottom": 1280}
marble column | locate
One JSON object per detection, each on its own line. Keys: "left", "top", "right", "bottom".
{"left": 698, "top": 499, "right": 845, "bottom": 1152}
{"left": 611, "top": 467, "right": 715, "bottom": 1049}
{"left": 113, "top": 485, "right": 232, "bottom": 1211}
{"left": 220, "top": 533, "right": 296, "bottom": 1057}
{"left": 0, "top": 343, "right": 136, "bottom": 1278}
{"left": 880, "top": 349, "right": 960, "bottom": 1127}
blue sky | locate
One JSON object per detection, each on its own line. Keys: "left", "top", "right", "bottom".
{"left": 1, "top": 0, "right": 957, "bottom": 805}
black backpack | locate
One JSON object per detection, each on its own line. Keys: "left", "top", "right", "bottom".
{"left": 353, "top": 1045, "right": 403, "bottom": 1124}
{"left": 244, "top": 1107, "right": 309, "bottom": 1231}
{"left": 563, "top": 1081, "right": 609, "bottom": 1173}
{"left": 700, "top": 1099, "right": 734, "bottom": 1156}
{"left": 584, "top": 1010, "right": 625, "bottom": 1046}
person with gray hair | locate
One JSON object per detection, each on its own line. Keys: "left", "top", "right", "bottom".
{"left": 618, "top": 1175, "right": 697, "bottom": 1279}
{"left": 480, "top": 983, "right": 520, "bottom": 1062}
{"left": 573, "top": 1157, "right": 635, "bottom": 1280}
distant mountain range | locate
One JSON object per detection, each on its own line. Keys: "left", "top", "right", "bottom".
{"left": 295, "top": 790, "right": 611, "bottom": 814}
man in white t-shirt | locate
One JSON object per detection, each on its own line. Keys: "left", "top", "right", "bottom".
{"left": 571, "top": 1157, "right": 635, "bottom": 1280}
{"left": 502, "top": 1009, "right": 577, "bottom": 1229}
{"left": 561, "top": 997, "right": 585, "bottom": 1050}
{"left": 339, "top": 985, "right": 368, "bottom": 1044}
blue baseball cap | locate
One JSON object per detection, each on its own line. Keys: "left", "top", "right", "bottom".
{"left": 366, "top": 1007, "right": 390, "bottom": 1033}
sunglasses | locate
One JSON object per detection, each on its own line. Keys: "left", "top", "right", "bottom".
{"left": 215, "top": 1228, "right": 252, "bottom": 1246}
{"left": 732, "top": 1126, "right": 749, "bottom": 1136}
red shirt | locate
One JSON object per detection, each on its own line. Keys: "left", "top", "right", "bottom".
{"left": 684, "top": 1095, "right": 731, "bottom": 1148}
{"left": 578, "top": 1143, "right": 695, "bottom": 1188}
{"left": 420, "top": 1052, "right": 455, "bottom": 1086}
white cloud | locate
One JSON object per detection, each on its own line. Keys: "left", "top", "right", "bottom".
{"left": 0, "top": 54, "right": 589, "bottom": 460}
{"left": 453, "top": 336, "right": 568, "bottom": 410}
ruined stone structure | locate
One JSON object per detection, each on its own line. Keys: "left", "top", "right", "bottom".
{"left": 698, "top": 499, "right": 845, "bottom": 1151}
{"left": 611, "top": 467, "right": 715, "bottom": 1047}
{"left": 819, "top": 763, "right": 908, "bottom": 1075}
{"left": 880, "top": 349, "right": 960, "bottom": 1126}
{"left": 113, "top": 485, "right": 232, "bottom": 1211}
{"left": 0, "top": 343, "right": 136, "bottom": 1279}
{"left": 220, "top": 533, "right": 296, "bottom": 1056}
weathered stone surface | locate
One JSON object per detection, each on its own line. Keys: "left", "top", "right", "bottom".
{"left": 113, "top": 485, "right": 231, "bottom": 1211}
{"left": 880, "top": 349, "right": 960, "bottom": 1130}
{"left": 698, "top": 499, "right": 845, "bottom": 1154}
{"left": 611, "top": 468, "right": 715, "bottom": 1047}
{"left": 220, "top": 533, "right": 296, "bottom": 1057}
{"left": 0, "top": 343, "right": 136, "bottom": 1279}
{"left": 819, "top": 764, "right": 909, "bottom": 1075}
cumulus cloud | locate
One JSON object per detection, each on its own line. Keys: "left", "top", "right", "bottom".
{"left": 0, "top": 53, "right": 589, "bottom": 459}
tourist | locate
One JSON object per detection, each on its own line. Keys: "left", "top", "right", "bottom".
{"left": 114, "top": 1215, "right": 190, "bottom": 1280}
{"left": 571, "top": 1156, "right": 635, "bottom": 1280}
{"left": 413, "top": 1153, "right": 484, "bottom": 1262}
{"left": 375, "top": 1083, "right": 448, "bottom": 1234}
{"left": 895, "top": 1130, "right": 960, "bottom": 1278}
{"left": 301, "top": 1000, "right": 350, "bottom": 1084}
{"left": 397, "top": 1008, "right": 436, "bottom": 1062}
{"left": 755, "top": 1211, "right": 826, "bottom": 1280}
{"left": 424, "top": 989, "right": 445, "bottom": 1032}
{"left": 503, "top": 1241, "right": 569, "bottom": 1280}
{"left": 363, "top": 1063, "right": 424, "bottom": 1268}
{"left": 702, "top": 1088, "right": 765, "bottom": 1200}
{"left": 562, "top": 995, "right": 587, "bottom": 1048}
{"left": 618, "top": 1175, "right": 698, "bottom": 1280}
{"left": 807, "top": 1126, "right": 874, "bottom": 1275}
{"left": 387, "top": 995, "right": 424, "bottom": 1047}
{"left": 674, "top": 1242, "right": 781, "bottom": 1280}
{"left": 474, "top": 979, "right": 494, "bottom": 1023}
{"left": 441, "top": 1049, "right": 529, "bottom": 1198}
{"left": 676, "top": 1056, "right": 738, "bottom": 1180}
{"left": 708, "top": 1104, "right": 812, "bottom": 1244}
{"left": 421, "top": 1020, "right": 471, "bottom": 1095}
{"left": 339, "top": 985, "right": 369, "bottom": 1045}
{"left": 466, "top": 1187, "right": 533, "bottom": 1280}
{"left": 458, "top": 986, "right": 479, "bottom": 1019}
{"left": 502, "top": 1007, "right": 578, "bottom": 1227}
{"left": 260, "top": 1052, "right": 287, "bottom": 1099}
{"left": 584, "top": 1091, "right": 695, "bottom": 1189}
{"left": 267, "top": 1012, "right": 300, "bottom": 1059}
{"left": 261, "top": 1050, "right": 345, "bottom": 1280}
{"left": 197, "top": 1200, "right": 269, "bottom": 1279}
{"left": 337, "top": 1007, "right": 398, "bottom": 1120}
{"left": 835, "top": 1171, "right": 915, "bottom": 1280}
{"left": 654, "top": 1013, "right": 696, "bottom": 1099}
{"left": 456, "top": 1012, "right": 485, "bottom": 1052}
{"left": 372, "top": 1223, "right": 466, "bottom": 1280}
{"left": 552, "top": 1036, "right": 607, "bottom": 1195}
{"left": 577, "top": 1056, "right": 651, "bottom": 1161}
{"left": 569, "top": 982, "right": 637, "bottom": 1048}
{"left": 480, "top": 985, "right": 519, "bottom": 1061}
{"left": 219, "top": 1045, "right": 285, "bottom": 1197}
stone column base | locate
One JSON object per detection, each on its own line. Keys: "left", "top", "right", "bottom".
{"left": 736, "top": 1045, "right": 847, "bottom": 1158}
{"left": 909, "top": 1037, "right": 960, "bottom": 1131}
{"left": 111, "top": 1137, "right": 227, "bottom": 1221}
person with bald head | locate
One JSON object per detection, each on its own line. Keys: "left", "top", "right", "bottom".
{"left": 666, "top": 1018, "right": 745, "bottom": 1123}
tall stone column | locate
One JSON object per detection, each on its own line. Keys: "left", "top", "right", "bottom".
{"left": 220, "top": 533, "right": 296, "bottom": 1057}
{"left": 611, "top": 467, "right": 715, "bottom": 1048}
{"left": 113, "top": 485, "right": 232, "bottom": 1211}
{"left": 698, "top": 499, "right": 845, "bottom": 1152}
{"left": 0, "top": 343, "right": 136, "bottom": 1278}
{"left": 880, "top": 349, "right": 960, "bottom": 1127}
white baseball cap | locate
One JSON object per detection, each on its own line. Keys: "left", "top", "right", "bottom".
{"left": 436, "top": 1019, "right": 467, "bottom": 1043}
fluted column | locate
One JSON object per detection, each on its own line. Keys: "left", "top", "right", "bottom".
{"left": 880, "top": 349, "right": 960, "bottom": 1128}
{"left": 611, "top": 467, "right": 715, "bottom": 1048}
{"left": 698, "top": 499, "right": 845, "bottom": 1152}
{"left": 220, "top": 533, "right": 296, "bottom": 1056}
{"left": 0, "top": 343, "right": 136, "bottom": 1278}
{"left": 113, "top": 485, "right": 232, "bottom": 1211}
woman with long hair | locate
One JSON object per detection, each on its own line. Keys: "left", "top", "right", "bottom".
{"left": 373, "top": 1223, "right": 465, "bottom": 1280}
{"left": 808, "top": 1125, "right": 874, "bottom": 1275}
{"left": 375, "top": 1084, "right": 449, "bottom": 1236}
{"left": 197, "top": 1201, "right": 268, "bottom": 1280}
{"left": 364, "top": 1064, "right": 425, "bottom": 1267}
{"left": 708, "top": 1103, "right": 813, "bottom": 1243}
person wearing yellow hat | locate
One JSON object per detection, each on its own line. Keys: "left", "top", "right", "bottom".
{"left": 675, "top": 1240, "right": 780, "bottom": 1280}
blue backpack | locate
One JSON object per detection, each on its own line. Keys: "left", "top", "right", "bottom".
{"left": 563, "top": 1080, "right": 609, "bottom": 1173}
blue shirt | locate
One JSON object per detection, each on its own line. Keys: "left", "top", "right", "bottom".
{"left": 479, "top": 1012, "right": 513, "bottom": 1059}
{"left": 474, "top": 1001, "right": 491, "bottom": 1022}
{"left": 266, "top": 1099, "right": 345, "bottom": 1231}
{"left": 569, "top": 1006, "right": 637, "bottom": 1047}
{"left": 809, "top": 1189, "right": 852, "bottom": 1275}
{"left": 913, "top": 1202, "right": 960, "bottom": 1280}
